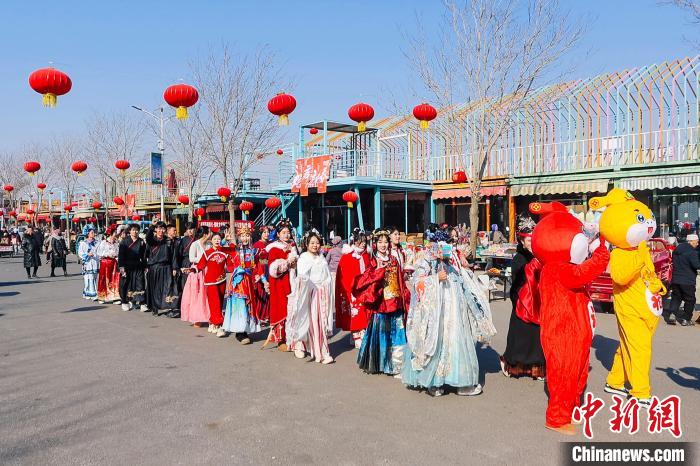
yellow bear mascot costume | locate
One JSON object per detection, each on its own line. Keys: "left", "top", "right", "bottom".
{"left": 589, "top": 188, "right": 665, "bottom": 404}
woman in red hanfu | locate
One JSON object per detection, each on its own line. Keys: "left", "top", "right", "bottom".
{"left": 335, "top": 229, "right": 371, "bottom": 348}
{"left": 263, "top": 219, "right": 298, "bottom": 351}
{"left": 252, "top": 226, "right": 272, "bottom": 325}
{"left": 197, "top": 231, "right": 234, "bottom": 338}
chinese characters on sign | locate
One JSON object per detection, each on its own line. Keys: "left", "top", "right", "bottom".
{"left": 573, "top": 392, "right": 682, "bottom": 439}
{"left": 291, "top": 155, "right": 332, "bottom": 196}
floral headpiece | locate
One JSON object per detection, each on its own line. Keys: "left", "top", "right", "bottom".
{"left": 275, "top": 218, "right": 293, "bottom": 233}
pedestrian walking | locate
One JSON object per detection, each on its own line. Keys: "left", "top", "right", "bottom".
{"left": 180, "top": 226, "right": 211, "bottom": 326}
{"left": 145, "top": 222, "right": 178, "bottom": 317}
{"left": 21, "top": 225, "right": 41, "bottom": 278}
{"left": 667, "top": 234, "right": 700, "bottom": 326}
{"left": 95, "top": 225, "right": 121, "bottom": 304}
{"left": 47, "top": 228, "right": 69, "bottom": 277}
{"left": 197, "top": 231, "right": 233, "bottom": 337}
{"left": 335, "top": 229, "right": 370, "bottom": 348}
{"left": 118, "top": 224, "right": 147, "bottom": 311}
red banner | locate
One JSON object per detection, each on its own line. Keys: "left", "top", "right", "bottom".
{"left": 291, "top": 155, "right": 332, "bottom": 196}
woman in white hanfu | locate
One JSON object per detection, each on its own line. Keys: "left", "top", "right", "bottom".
{"left": 286, "top": 231, "right": 335, "bottom": 364}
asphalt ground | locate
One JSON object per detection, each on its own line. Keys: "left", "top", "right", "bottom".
{"left": 0, "top": 256, "right": 698, "bottom": 465}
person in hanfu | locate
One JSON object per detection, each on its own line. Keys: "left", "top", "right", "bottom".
{"left": 165, "top": 224, "right": 182, "bottom": 316}
{"left": 335, "top": 228, "right": 371, "bottom": 349}
{"left": 197, "top": 231, "right": 234, "bottom": 337}
{"left": 95, "top": 224, "right": 121, "bottom": 304}
{"left": 252, "top": 226, "right": 272, "bottom": 326}
{"left": 286, "top": 231, "right": 335, "bottom": 364}
{"left": 173, "top": 222, "right": 197, "bottom": 298}
{"left": 262, "top": 219, "right": 298, "bottom": 351}
{"left": 222, "top": 223, "right": 262, "bottom": 344}
{"left": 47, "top": 228, "right": 69, "bottom": 277}
{"left": 401, "top": 229, "right": 495, "bottom": 397}
{"left": 118, "top": 224, "right": 147, "bottom": 312}
{"left": 353, "top": 228, "right": 410, "bottom": 376}
{"left": 145, "top": 222, "right": 179, "bottom": 317}
{"left": 499, "top": 217, "right": 546, "bottom": 380}
{"left": 78, "top": 228, "right": 100, "bottom": 300}
{"left": 180, "top": 226, "right": 211, "bottom": 327}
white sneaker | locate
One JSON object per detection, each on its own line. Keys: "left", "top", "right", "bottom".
{"left": 428, "top": 387, "right": 444, "bottom": 397}
{"left": 140, "top": 305, "right": 149, "bottom": 312}
{"left": 207, "top": 324, "right": 214, "bottom": 333}
{"left": 216, "top": 327, "right": 227, "bottom": 338}
{"left": 98, "top": 300, "right": 105, "bottom": 304}
{"left": 456, "top": 384, "right": 483, "bottom": 396}
{"left": 294, "top": 349, "right": 306, "bottom": 359}
{"left": 113, "top": 300, "right": 121, "bottom": 305}
{"left": 121, "top": 303, "right": 130, "bottom": 311}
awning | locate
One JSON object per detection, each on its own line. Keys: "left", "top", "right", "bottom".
{"left": 511, "top": 179, "right": 609, "bottom": 196}
{"left": 619, "top": 173, "right": 700, "bottom": 191}
{"left": 206, "top": 204, "right": 227, "bottom": 213}
{"left": 432, "top": 186, "right": 506, "bottom": 200}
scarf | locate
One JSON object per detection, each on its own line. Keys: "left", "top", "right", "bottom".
{"left": 352, "top": 246, "right": 366, "bottom": 273}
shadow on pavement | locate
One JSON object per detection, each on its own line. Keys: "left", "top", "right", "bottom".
{"left": 61, "top": 306, "right": 108, "bottom": 313}
{"left": 0, "top": 291, "right": 19, "bottom": 297}
{"left": 656, "top": 366, "right": 700, "bottom": 391}
{"left": 0, "top": 280, "right": 37, "bottom": 287}
{"left": 592, "top": 334, "right": 619, "bottom": 371}
{"left": 477, "top": 343, "right": 502, "bottom": 387}
{"left": 329, "top": 331, "right": 356, "bottom": 360}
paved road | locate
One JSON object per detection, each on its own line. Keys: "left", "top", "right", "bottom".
{"left": 0, "top": 256, "right": 698, "bottom": 465}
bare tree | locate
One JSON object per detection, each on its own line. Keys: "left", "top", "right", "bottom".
{"left": 191, "top": 44, "right": 289, "bottom": 233}
{"left": 46, "top": 136, "right": 87, "bottom": 245}
{"left": 663, "top": 0, "right": 700, "bottom": 21}
{"left": 0, "top": 151, "right": 30, "bottom": 219}
{"left": 408, "top": 0, "right": 584, "bottom": 251}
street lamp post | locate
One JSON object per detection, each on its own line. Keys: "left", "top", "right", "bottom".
{"left": 132, "top": 105, "right": 168, "bottom": 221}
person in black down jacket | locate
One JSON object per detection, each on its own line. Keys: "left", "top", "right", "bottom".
{"left": 22, "top": 225, "right": 42, "bottom": 278}
{"left": 668, "top": 234, "right": 700, "bottom": 326}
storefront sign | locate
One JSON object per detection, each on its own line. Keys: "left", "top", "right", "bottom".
{"left": 291, "top": 155, "right": 332, "bottom": 196}
{"left": 198, "top": 219, "right": 253, "bottom": 230}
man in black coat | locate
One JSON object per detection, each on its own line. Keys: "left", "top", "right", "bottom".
{"left": 21, "top": 225, "right": 42, "bottom": 278}
{"left": 668, "top": 234, "right": 700, "bottom": 326}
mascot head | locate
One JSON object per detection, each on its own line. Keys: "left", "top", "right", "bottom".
{"left": 530, "top": 201, "right": 590, "bottom": 265}
{"left": 588, "top": 188, "right": 655, "bottom": 249}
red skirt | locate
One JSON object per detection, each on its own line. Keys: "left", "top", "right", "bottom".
{"left": 97, "top": 257, "right": 120, "bottom": 303}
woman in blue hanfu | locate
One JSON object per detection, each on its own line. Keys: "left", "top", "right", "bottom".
{"left": 401, "top": 228, "right": 496, "bottom": 397}
{"left": 78, "top": 227, "right": 100, "bottom": 300}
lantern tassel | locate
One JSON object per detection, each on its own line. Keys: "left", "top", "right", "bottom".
{"left": 347, "top": 202, "right": 353, "bottom": 208}
{"left": 357, "top": 121, "right": 366, "bottom": 132}
{"left": 176, "top": 106, "right": 188, "bottom": 120}
{"left": 220, "top": 196, "right": 227, "bottom": 202}
{"left": 42, "top": 93, "right": 57, "bottom": 108}
{"left": 420, "top": 120, "right": 429, "bottom": 130}
{"left": 278, "top": 114, "right": 289, "bottom": 126}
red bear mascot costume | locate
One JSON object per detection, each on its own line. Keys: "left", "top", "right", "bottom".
{"left": 529, "top": 202, "right": 609, "bottom": 435}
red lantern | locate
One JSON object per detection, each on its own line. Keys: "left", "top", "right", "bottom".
{"left": 164, "top": 84, "right": 199, "bottom": 120}
{"left": 72, "top": 217, "right": 80, "bottom": 223}
{"left": 26, "top": 208, "right": 35, "bottom": 215}
{"left": 413, "top": 103, "right": 438, "bottom": 130}
{"left": 132, "top": 215, "right": 140, "bottom": 221}
{"left": 92, "top": 201, "right": 103, "bottom": 210}
{"left": 88, "top": 217, "right": 97, "bottom": 223}
{"left": 177, "top": 194, "right": 190, "bottom": 206}
{"left": 265, "top": 197, "right": 282, "bottom": 209}
{"left": 115, "top": 159, "right": 131, "bottom": 173}
{"left": 36, "top": 183, "right": 47, "bottom": 192}
{"left": 267, "top": 92, "right": 297, "bottom": 126}
{"left": 309, "top": 127, "right": 319, "bottom": 135}
{"left": 239, "top": 200, "right": 254, "bottom": 215}
{"left": 217, "top": 186, "right": 231, "bottom": 202}
{"left": 4, "top": 184, "right": 14, "bottom": 193}
{"left": 71, "top": 160, "right": 88, "bottom": 175}
{"left": 342, "top": 190, "right": 359, "bottom": 208}
{"left": 276, "top": 149, "right": 284, "bottom": 156}
{"left": 113, "top": 196, "right": 125, "bottom": 206}
{"left": 194, "top": 207, "right": 205, "bottom": 220}
{"left": 63, "top": 204, "right": 72, "bottom": 212}
{"left": 28, "top": 67, "right": 72, "bottom": 107}
{"left": 348, "top": 103, "right": 375, "bottom": 132}
{"left": 452, "top": 170, "right": 468, "bottom": 183}
{"left": 8, "top": 210, "right": 17, "bottom": 218}
{"left": 24, "top": 161, "right": 41, "bottom": 176}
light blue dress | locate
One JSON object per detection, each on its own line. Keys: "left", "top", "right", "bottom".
{"left": 78, "top": 239, "right": 100, "bottom": 299}
{"left": 401, "top": 248, "right": 496, "bottom": 389}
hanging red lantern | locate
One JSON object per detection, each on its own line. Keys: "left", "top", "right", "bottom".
{"left": 177, "top": 194, "right": 190, "bottom": 206}
{"left": 452, "top": 170, "right": 468, "bottom": 183}
{"left": 132, "top": 215, "right": 141, "bottom": 221}
{"left": 88, "top": 217, "right": 97, "bottom": 223}
{"left": 26, "top": 208, "right": 35, "bottom": 215}
{"left": 267, "top": 92, "right": 297, "bottom": 126}
{"left": 28, "top": 67, "right": 72, "bottom": 107}
{"left": 71, "top": 160, "right": 88, "bottom": 175}
{"left": 276, "top": 149, "right": 284, "bottom": 156}
{"left": 63, "top": 204, "right": 72, "bottom": 212}
{"left": 348, "top": 103, "right": 375, "bottom": 132}
{"left": 265, "top": 197, "right": 282, "bottom": 209}
{"left": 24, "top": 161, "right": 41, "bottom": 176}
{"left": 194, "top": 207, "right": 205, "bottom": 220}
{"left": 115, "top": 159, "right": 131, "bottom": 173}
{"left": 342, "top": 190, "right": 359, "bottom": 208}
{"left": 36, "top": 183, "right": 47, "bottom": 192}
{"left": 8, "top": 210, "right": 17, "bottom": 218}
{"left": 217, "top": 186, "right": 231, "bottom": 202}
{"left": 239, "top": 200, "right": 254, "bottom": 215}
{"left": 92, "top": 201, "right": 103, "bottom": 210}
{"left": 413, "top": 103, "right": 437, "bottom": 130}
{"left": 4, "top": 184, "right": 14, "bottom": 193}
{"left": 113, "top": 196, "right": 125, "bottom": 206}
{"left": 309, "top": 127, "right": 319, "bottom": 135}
{"left": 163, "top": 83, "right": 199, "bottom": 120}
{"left": 72, "top": 217, "right": 80, "bottom": 223}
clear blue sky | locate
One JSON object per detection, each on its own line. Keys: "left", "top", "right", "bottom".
{"left": 1, "top": 0, "right": 697, "bottom": 151}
